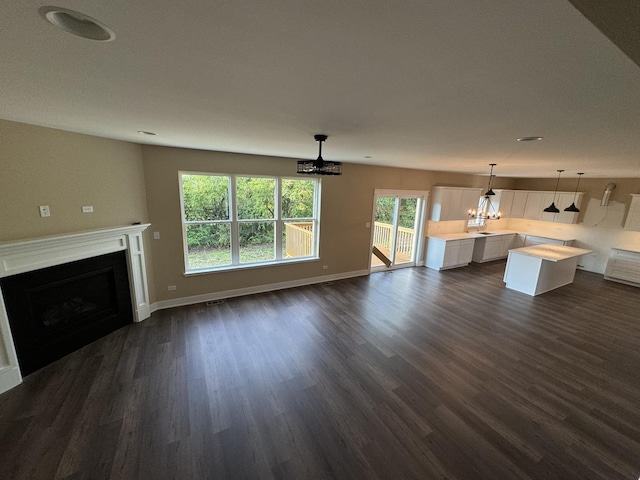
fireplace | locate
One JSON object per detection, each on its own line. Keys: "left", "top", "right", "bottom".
{"left": 1, "top": 252, "right": 133, "bottom": 375}
{"left": 0, "top": 224, "right": 151, "bottom": 393}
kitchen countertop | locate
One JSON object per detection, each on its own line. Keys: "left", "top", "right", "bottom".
{"left": 508, "top": 244, "right": 592, "bottom": 262}
{"left": 427, "top": 230, "right": 518, "bottom": 241}
{"left": 427, "top": 230, "right": 576, "bottom": 243}
{"left": 520, "top": 232, "right": 576, "bottom": 242}
{"left": 611, "top": 246, "right": 640, "bottom": 254}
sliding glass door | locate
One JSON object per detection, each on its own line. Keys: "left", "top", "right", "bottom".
{"left": 370, "top": 190, "right": 426, "bottom": 271}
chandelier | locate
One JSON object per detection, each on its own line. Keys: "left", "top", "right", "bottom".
{"left": 468, "top": 163, "right": 501, "bottom": 223}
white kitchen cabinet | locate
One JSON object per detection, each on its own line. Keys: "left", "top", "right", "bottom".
{"left": 510, "top": 191, "right": 528, "bottom": 218}
{"left": 623, "top": 194, "right": 640, "bottom": 231}
{"left": 538, "top": 192, "right": 558, "bottom": 222}
{"left": 495, "top": 190, "right": 514, "bottom": 218}
{"left": 604, "top": 248, "right": 640, "bottom": 287}
{"left": 555, "top": 193, "right": 583, "bottom": 224}
{"left": 430, "top": 187, "right": 482, "bottom": 221}
{"left": 472, "top": 233, "right": 516, "bottom": 263}
{"left": 538, "top": 192, "right": 583, "bottom": 224}
{"left": 426, "top": 237, "right": 475, "bottom": 270}
{"left": 523, "top": 192, "right": 544, "bottom": 219}
{"left": 508, "top": 190, "right": 583, "bottom": 224}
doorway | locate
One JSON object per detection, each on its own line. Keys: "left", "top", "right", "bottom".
{"left": 370, "top": 190, "right": 427, "bottom": 272}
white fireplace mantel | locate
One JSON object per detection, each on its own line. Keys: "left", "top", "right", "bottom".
{"left": 0, "top": 224, "right": 151, "bottom": 394}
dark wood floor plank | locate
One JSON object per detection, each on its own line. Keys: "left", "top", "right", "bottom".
{"left": 1, "top": 263, "right": 640, "bottom": 479}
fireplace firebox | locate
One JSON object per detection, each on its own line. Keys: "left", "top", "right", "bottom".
{"left": 0, "top": 251, "right": 132, "bottom": 375}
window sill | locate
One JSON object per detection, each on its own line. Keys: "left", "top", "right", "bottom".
{"left": 184, "top": 256, "right": 320, "bottom": 276}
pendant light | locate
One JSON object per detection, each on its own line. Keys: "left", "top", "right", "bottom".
{"left": 484, "top": 163, "right": 497, "bottom": 196}
{"left": 564, "top": 173, "right": 584, "bottom": 212}
{"left": 297, "top": 134, "right": 342, "bottom": 175}
{"left": 543, "top": 169, "right": 564, "bottom": 213}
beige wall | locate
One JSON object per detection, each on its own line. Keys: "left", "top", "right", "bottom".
{"left": 142, "top": 145, "right": 482, "bottom": 302}
{"left": 0, "top": 119, "right": 156, "bottom": 302}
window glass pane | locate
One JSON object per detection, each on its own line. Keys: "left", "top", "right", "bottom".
{"left": 186, "top": 224, "right": 231, "bottom": 268}
{"left": 395, "top": 198, "right": 418, "bottom": 265}
{"left": 282, "top": 179, "right": 315, "bottom": 219}
{"left": 283, "top": 221, "right": 314, "bottom": 258}
{"left": 239, "top": 222, "right": 275, "bottom": 263}
{"left": 182, "top": 174, "right": 229, "bottom": 221}
{"left": 237, "top": 177, "right": 276, "bottom": 220}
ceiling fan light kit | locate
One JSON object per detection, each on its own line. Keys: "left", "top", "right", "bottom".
{"left": 297, "top": 134, "right": 342, "bottom": 176}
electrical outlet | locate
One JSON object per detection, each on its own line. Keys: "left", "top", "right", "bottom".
{"left": 168, "top": 285, "right": 177, "bottom": 291}
{"left": 39, "top": 205, "right": 50, "bottom": 217}
{"left": 322, "top": 265, "right": 328, "bottom": 270}
{"left": 82, "top": 206, "right": 94, "bottom": 213}
{"left": 153, "top": 231, "right": 160, "bottom": 240}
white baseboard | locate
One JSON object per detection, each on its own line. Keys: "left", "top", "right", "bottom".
{"left": 151, "top": 269, "right": 370, "bottom": 312}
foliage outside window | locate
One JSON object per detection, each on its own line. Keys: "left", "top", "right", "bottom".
{"left": 180, "top": 173, "right": 320, "bottom": 272}
{"left": 375, "top": 197, "right": 418, "bottom": 229}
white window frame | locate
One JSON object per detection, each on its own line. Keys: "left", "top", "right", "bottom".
{"left": 179, "top": 171, "right": 321, "bottom": 274}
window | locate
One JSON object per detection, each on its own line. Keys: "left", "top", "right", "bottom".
{"left": 180, "top": 173, "right": 320, "bottom": 272}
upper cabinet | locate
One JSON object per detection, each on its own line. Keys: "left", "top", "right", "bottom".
{"left": 510, "top": 191, "right": 528, "bottom": 218}
{"left": 624, "top": 194, "right": 640, "bottom": 231}
{"left": 492, "top": 189, "right": 583, "bottom": 224}
{"left": 429, "top": 186, "right": 583, "bottom": 224}
{"left": 523, "top": 192, "right": 545, "bottom": 219}
{"left": 430, "top": 186, "right": 482, "bottom": 221}
{"left": 485, "top": 189, "right": 514, "bottom": 218}
{"left": 554, "top": 192, "right": 583, "bottom": 224}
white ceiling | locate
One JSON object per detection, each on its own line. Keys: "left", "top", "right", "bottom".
{"left": 1, "top": 1, "right": 639, "bottom": 178}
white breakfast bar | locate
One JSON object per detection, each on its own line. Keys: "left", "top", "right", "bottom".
{"left": 503, "top": 244, "right": 593, "bottom": 296}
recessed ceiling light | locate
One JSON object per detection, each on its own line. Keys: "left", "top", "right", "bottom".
{"left": 517, "top": 136, "right": 543, "bottom": 142}
{"left": 39, "top": 6, "right": 115, "bottom": 41}
{"left": 138, "top": 131, "right": 157, "bottom": 136}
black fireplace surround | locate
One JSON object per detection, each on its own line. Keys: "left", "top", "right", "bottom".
{"left": 0, "top": 251, "right": 133, "bottom": 375}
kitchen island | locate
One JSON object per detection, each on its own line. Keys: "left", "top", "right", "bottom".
{"left": 503, "top": 244, "right": 592, "bottom": 296}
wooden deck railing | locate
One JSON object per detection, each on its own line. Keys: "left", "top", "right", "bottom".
{"left": 285, "top": 221, "right": 414, "bottom": 260}
{"left": 373, "top": 222, "right": 415, "bottom": 257}
{"left": 285, "top": 222, "right": 313, "bottom": 257}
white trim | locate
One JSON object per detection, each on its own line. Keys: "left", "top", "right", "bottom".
{"left": 154, "top": 269, "right": 370, "bottom": 311}
{"left": 183, "top": 255, "right": 320, "bottom": 276}
{"left": 0, "top": 224, "right": 151, "bottom": 394}
{"left": 179, "top": 173, "right": 321, "bottom": 272}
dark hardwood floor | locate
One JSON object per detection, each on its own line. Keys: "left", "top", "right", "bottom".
{"left": 1, "top": 262, "right": 639, "bottom": 479}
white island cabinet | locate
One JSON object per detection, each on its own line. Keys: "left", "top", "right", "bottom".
{"left": 503, "top": 244, "right": 592, "bottom": 296}
{"left": 426, "top": 236, "right": 475, "bottom": 270}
